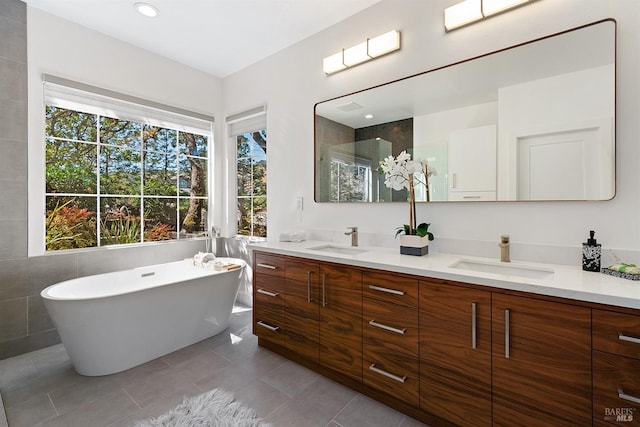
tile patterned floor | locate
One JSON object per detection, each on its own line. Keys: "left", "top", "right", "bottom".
{"left": 0, "top": 306, "right": 428, "bottom": 427}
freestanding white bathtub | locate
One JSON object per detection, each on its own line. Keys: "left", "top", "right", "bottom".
{"left": 41, "top": 258, "right": 245, "bottom": 376}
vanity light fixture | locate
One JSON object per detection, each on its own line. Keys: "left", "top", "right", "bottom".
{"left": 134, "top": 2, "right": 159, "bottom": 18}
{"left": 323, "top": 30, "right": 401, "bottom": 75}
{"left": 444, "top": 0, "right": 534, "bottom": 31}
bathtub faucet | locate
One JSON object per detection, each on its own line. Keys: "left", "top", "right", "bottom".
{"left": 207, "top": 226, "right": 220, "bottom": 254}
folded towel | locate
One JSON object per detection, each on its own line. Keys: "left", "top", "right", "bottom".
{"left": 608, "top": 263, "right": 640, "bottom": 275}
{"left": 279, "top": 230, "right": 307, "bottom": 242}
{"left": 204, "top": 261, "right": 242, "bottom": 272}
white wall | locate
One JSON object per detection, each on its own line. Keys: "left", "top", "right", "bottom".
{"left": 222, "top": 0, "right": 640, "bottom": 265}
{"left": 27, "top": 7, "right": 224, "bottom": 255}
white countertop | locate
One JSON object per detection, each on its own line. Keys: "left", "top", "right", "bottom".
{"left": 248, "top": 240, "right": 640, "bottom": 310}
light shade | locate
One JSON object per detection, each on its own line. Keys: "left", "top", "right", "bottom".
{"left": 445, "top": 0, "right": 534, "bottom": 31}
{"left": 323, "top": 30, "right": 401, "bottom": 75}
{"left": 368, "top": 30, "right": 401, "bottom": 57}
{"left": 343, "top": 41, "right": 370, "bottom": 67}
{"left": 482, "top": 0, "right": 529, "bottom": 16}
{"left": 323, "top": 52, "right": 346, "bottom": 74}
{"left": 444, "top": 0, "right": 483, "bottom": 31}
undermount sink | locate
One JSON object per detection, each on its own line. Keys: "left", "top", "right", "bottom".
{"left": 450, "top": 259, "right": 554, "bottom": 280}
{"left": 307, "top": 244, "right": 368, "bottom": 255}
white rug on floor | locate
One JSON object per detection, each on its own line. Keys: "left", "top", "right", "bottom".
{"left": 132, "top": 388, "right": 267, "bottom": 427}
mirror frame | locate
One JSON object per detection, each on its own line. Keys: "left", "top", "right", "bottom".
{"left": 314, "top": 19, "right": 616, "bottom": 203}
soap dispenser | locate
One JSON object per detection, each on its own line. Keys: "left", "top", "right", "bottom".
{"left": 582, "top": 230, "right": 601, "bottom": 272}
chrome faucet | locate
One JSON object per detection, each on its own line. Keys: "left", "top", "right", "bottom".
{"left": 345, "top": 227, "right": 358, "bottom": 247}
{"left": 499, "top": 235, "right": 510, "bottom": 262}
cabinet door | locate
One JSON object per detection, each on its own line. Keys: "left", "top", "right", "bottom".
{"left": 319, "top": 264, "right": 363, "bottom": 382}
{"left": 284, "top": 259, "right": 320, "bottom": 362}
{"left": 448, "top": 125, "right": 496, "bottom": 194}
{"left": 419, "top": 281, "right": 492, "bottom": 427}
{"left": 492, "top": 293, "right": 591, "bottom": 427}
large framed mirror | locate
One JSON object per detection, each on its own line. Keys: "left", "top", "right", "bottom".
{"left": 315, "top": 19, "right": 615, "bottom": 203}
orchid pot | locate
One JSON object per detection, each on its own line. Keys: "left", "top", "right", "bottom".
{"left": 380, "top": 151, "right": 435, "bottom": 257}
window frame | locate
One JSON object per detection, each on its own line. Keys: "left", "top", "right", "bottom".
{"left": 226, "top": 106, "right": 267, "bottom": 240}
{"left": 40, "top": 77, "right": 214, "bottom": 254}
{"left": 235, "top": 130, "right": 267, "bottom": 238}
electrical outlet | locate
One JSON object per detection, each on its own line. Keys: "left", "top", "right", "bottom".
{"left": 296, "top": 196, "right": 304, "bottom": 211}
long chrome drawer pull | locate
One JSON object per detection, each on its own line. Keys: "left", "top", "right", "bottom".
{"left": 368, "top": 284, "right": 405, "bottom": 296}
{"left": 618, "top": 389, "right": 640, "bottom": 405}
{"left": 369, "top": 320, "right": 406, "bottom": 335}
{"left": 619, "top": 333, "right": 640, "bottom": 345}
{"left": 307, "top": 271, "right": 312, "bottom": 303}
{"left": 257, "top": 263, "right": 277, "bottom": 270}
{"left": 322, "top": 274, "right": 327, "bottom": 307}
{"left": 471, "top": 302, "right": 477, "bottom": 349}
{"left": 257, "top": 288, "right": 279, "bottom": 297}
{"left": 257, "top": 321, "right": 279, "bottom": 331}
{"left": 369, "top": 364, "right": 407, "bottom": 384}
{"left": 505, "top": 309, "right": 510, "bottom": 359}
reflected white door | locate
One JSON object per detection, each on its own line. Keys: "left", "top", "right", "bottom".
{"left": 517, "top": 128, "right": 599, "bottom": 200}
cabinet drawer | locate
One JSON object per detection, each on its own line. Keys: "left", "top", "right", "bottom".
{"left": 363, "top": 349, "right": 419, "bottom": 407}
{"left": 254, "top": 305, "right": 285, "bottom": 345}
{"left": 448, "top": 191, "right": 496, "bottom": 201}
{"left": 363, "top": 298, "right": 418, "bottom": 358}
{"left": 594, "top": 309, "right": 640, "bottom": 359}
{"left": 255, "top": 285, "right": 284, "bottom": 309}
{"left": 593, "top": 350, "right": 640, "bottom": 426}
{"left": 363, "top": 271, "right": 418, "bottom": 308}
{"left": 254, "top": 273, "right": 285, "bottom": 294}
{"left": 254, "top": 253, "right": 285, "bottom": 278}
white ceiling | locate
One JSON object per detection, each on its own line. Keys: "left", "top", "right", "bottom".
{"left": 24, "top": 0, "right": 383, "bottom": 78}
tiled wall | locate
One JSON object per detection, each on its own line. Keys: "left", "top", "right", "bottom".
{"left": 0, "top": 0, "right": 27, "bottom": 259}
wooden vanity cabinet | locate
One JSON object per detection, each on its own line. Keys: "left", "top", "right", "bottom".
{"left": 593, "top": 309, "right": 640, "bottom": 426}
{"left": 253, "top": 252, "right": 363, "bottom": 382}
{"left": 363, "top": 271, "right": 420, "bottom": 406}
{"left": 419, "top": 280, "right": 492, "bottom": 427}
{"left": 491, "top": 293, "right": 592, "bottom": 427}
{"left": 253, "top": 249, "right": 640, "bottom": 427}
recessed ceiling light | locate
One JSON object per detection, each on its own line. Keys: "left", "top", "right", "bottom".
{"left": 365, "top": 114, "right": 374, "bottom": 119}
{"left": 134, "top": 2, "right": 159, "bottom": 18}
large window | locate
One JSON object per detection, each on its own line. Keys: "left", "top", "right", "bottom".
{"left": 236, "top": 130, "right": 267, "bottom": 238}
{"left": 45, "top": 105, "right": 209, "bottom": 251}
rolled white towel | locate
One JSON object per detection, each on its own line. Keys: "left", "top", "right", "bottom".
{"left": 193, "top": 252, "right": 215, "bottom": 267}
